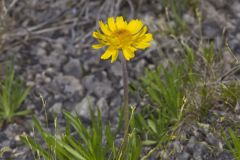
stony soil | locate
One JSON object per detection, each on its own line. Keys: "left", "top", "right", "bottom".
{"left": 0, "top": 0, "right": 239, "bottom": 159}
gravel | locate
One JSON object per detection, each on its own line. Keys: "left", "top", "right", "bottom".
{"left": 0, "top": 0, "right": 239, "bottom": 159}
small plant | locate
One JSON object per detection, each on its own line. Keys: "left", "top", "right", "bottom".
{"left": 221, "top": 82, "right": 240, "bottom": 108}
{"left": 223, "top": 128, "right": 240, "bottom": 159}
{"left": 0, "top": 65, "right": 31, "bottom": 123}
{"left": 131, "top": 61, "right": 190, "bottom": 148}
{"left": 0, "top": 146, "right": 10, "bottom": 158}
{"left": 162, "top": 0, "right": 200, "bottom": 33}
{"left": 21, "top": 109, "right": 142, "bottom": 160}
{"left": 128, "top": 43, "right": 201, "bottom": 158}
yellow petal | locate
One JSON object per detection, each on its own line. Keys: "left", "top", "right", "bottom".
{"left": 92, "top": 44, "right": 104, "bottom": 49}
{"left": 133, "top": 42, "right": 151, "bottom": 50}
{"left": 116, "top": 16, "right": 127, "bottom": 30}
{"left": 132, "top": 32, "right": 152, "bottom": 49}
{"left": 108, "top": 17, "right": 116, "bottom": 32}
{"left": 99, "top": 21, "right": 111, "bottom": 35}
{"left": 92, "top": 31, "right": 106, "bottom": 40}
{"left": 101, "top": 47, "right": 115, "bottom": 60}
{"left": 122, "top": 47, "right": 135, "bottom": 61}
{"left": 139, "top": 26, "right": 147, "bottom": 36}
{"left": 132, "top": 26, "right": 147, "bottom": 40}
{"left": 92, "top": 31, "right": 98, "bottom": 38}
{"left": 111, "top": 50, "right": 118, "bottom": 63}
{"left": 142, "top": 33, "right": 153, "bottom": 42}
{"left": 127, "top": 19, "right": 143, "bottom": 34}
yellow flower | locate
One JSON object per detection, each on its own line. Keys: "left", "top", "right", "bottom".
{"left": 92, "top": 16, "right": 153, "bottom": 63}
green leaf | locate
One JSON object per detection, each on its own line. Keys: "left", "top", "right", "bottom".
{"left": 142, "top": 140, "right": 157, "bottom": 146}
{"left": 147, "top": 119, "right": 157, "bottom": 134}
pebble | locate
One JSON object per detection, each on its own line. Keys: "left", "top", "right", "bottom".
{"left": 73, "top": 96, "right": 95, "bottom": 118}
{"left": 51, "top": 75, "right": 84, "bottom": 98}
{"left": 40, "top": 50, "right": 67, "bottom": 69}
{"left": 208, "top": 0, "right": 228, "bottom": 9}
{"left": 217, "top": 151, "right": 234, "bottom": 160}
{"left": 175, "top": 152, "right": 190, "bottom": 160}
{"left": 202, "top": 20, "right": 220, "bottom": 39}
{"left": 96, "top": 97, "right": 109, "bottom": 117}
{"left": 110, "top": 61, "right": 122, "bottom": 77}
{"left": 1, "top": 0, "right": 240, "bottom": 159}
{"left": 206, "top": 133, "right": 218, "bottom": 146}
{"left": 135, "top": 59, "right": 146, "bottom": 75}
{"left": 63, "top": 58, "right": 82, "bottom": 78}
{"left": 183, "top": 14, "right": 195, "bottom": 25}
{"left": 0, "top": 132, "right": 7, "bottom": 143}
{"left": 82, "top": 74, "right": 113, "bottom": 98}
{"left": 171, "top": 141, "right": 183, "bottom": 153}
{"left": 49, "top": 102, "right": 63, "bottom": 114}
{"left": 186, "top": 136, "right": 196, "bottom": 154}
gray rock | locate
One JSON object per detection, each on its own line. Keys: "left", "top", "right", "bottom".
{"left": 36, "top": 47, "right": 46, "bottom": 57}
{"left": 40, "top": 50, "right": 66, "bottom": 69}
{"left": 4, "top": 123, "right": 24, "bottom": 138}
{"left": 186, "top": 136, "right": 196, "bottom": 154}
{"left": 193, "top": 142, "right": 211, "bottom": 160}
{"left": 49, "top": 102, "right": 63, "bottom": 113}
{"left": 208, "top": 0, "right": 228, "bottom": 9}
{"left": 183, "top": 14, "right": 195, "bottom": 25}
{"left": 95, "top": 82, "right": 113, "bottom": 98}
{"left": 176, "top": 152, "right": 190, "bottom": 160}
{"left": 110, "top": 61, "right": 122, "bottom": 77}
{"left": 170, "top": 141, "right": 183, "bottom": 153}
{"left": 73, "top": 96, "right": 94, "bottom": 118}
{"left": 45, "top": 67, "right": 58, "bottom": 79}
{"left": 63, "top": 58, "right": 82, "bottom": 78}
{"left": 82, "top": 75, "right": 95, "bottom": 90}
{"left": 135, "top": 59, "right": 146, "bottom": 75}
{"left": 110, "top": 96, "right": 122, "bottom": 108}
{"left": 198, "top": 123, "right": 210, "bottom": 133}
{"left": 9, "top": 139, "right": 18, "bottom": 149}
{"left": 82, "top": 56, "right": 99, "bottom": 72}
{"left": 232, "top": 2, "right": 240, "bottom": 18}
{"left": 203, "top": 21, "right": 220, "bottom": 39}
{"left": 228, "top": 39, "right": 240, "bottom": 53}
{"left": 0, "top": 132, "right": 7, "bottom": 143}
{"left": 83, "top": 74, "right": 113, "bottom": 98}
{"left": 206, "top": 133, "right": 218, "bottom": 146}
{"left": 217, "top": 151, "right": 234, "bottom": 160}
{"left": 51, "top": 75, "right": 84, "bottom": 97}
{"left": 193, "top": 148, "right": 203, "bottom": 160}
{"left": 96, "top": 97, "right": 109, "bottom": 117}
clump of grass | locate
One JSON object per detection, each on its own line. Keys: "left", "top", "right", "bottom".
{"left": 130, "top": 64, "right": 193, "bottom": 157}
{"left": 130, "top": 37, "right": 240, "bottom": 158}
{"left": 130, "top": 41, "right": 198, "bottom": 144}
{"left": 221, "top": 82, "right": 240, "bottom": 109}
{"left": 162, "top": 0, "right": 199, "bottom": 16}
{"left": 161, "top": 0, "right": 200, "bottom": 33}
{"left": 21, "top": 108, "right": 142, "bottom": 160}
{"left": 0, "top": 64, "right": 31, "bottom": 124}
{"left": 223, "top": 128, "right": 240, "bottom": 159}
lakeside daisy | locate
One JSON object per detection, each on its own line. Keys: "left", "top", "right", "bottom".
{"left": 92, "top": 16, "right": 153, "bottom": 63}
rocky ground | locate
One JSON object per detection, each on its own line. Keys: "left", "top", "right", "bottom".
{"left": 0, "top": 0, "right": 239, "bottom": 159}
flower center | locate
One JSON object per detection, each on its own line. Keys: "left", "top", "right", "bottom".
{"left": 111, "top": 29, "right": 132, "bottom": 48}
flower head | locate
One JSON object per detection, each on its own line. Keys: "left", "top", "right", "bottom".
{"left": 92, "top": 16, "right": 153, "bottom": 63}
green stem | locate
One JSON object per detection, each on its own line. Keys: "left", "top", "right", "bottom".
{"left": 121, "top": 57, "right": 129, "bottom": 158}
